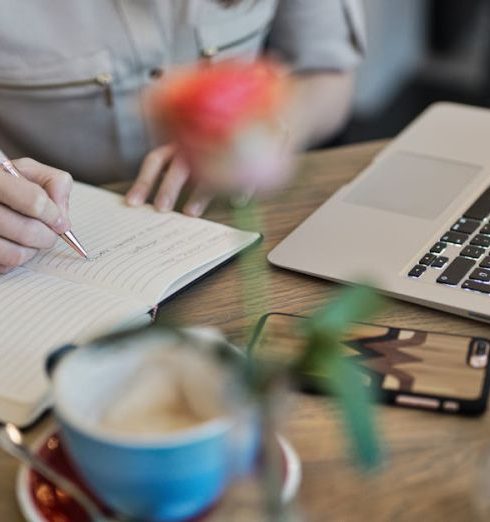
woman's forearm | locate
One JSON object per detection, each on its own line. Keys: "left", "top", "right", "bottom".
{"left": 287, "top": 71, "right": 355, "bottom": 149}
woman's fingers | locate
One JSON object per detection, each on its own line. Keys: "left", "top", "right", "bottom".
{"left": 42, "top": 170, "right": 73, "bottom": 225}
{"left": 0, "top": 170, "right": 65, "bottom": 233}
{"left": 128, "top": 145, "right": 214, "bottom": 216}
{"left": 154, "top": 156, "right": 190, "bottom": 211}
{"left": 126, "top": 145, "right": 175, "bottom": 206}
{"left": 0, "top": 205, "right": 57, "bottom": 249}
{"left": 182, "top": 183, "right": 215, "bottom": 217}
{"left": 0, "top": 157, "right": 74, "bottom": 271}
{"left": 0, "top": 237, "right": 38, "bottom": 269}
{"left": 11, "top": 158, "right": 73, "bottom": 230}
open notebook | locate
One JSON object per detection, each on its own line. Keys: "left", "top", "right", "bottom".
{"left": 0, "top": 182, "right": 260, "bottom": 426}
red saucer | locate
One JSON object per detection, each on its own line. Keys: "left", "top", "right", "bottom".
{"left": 17, "top": 430, "right": 301, "bottom": 522}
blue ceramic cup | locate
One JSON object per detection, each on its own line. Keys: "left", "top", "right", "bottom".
{"left": 48, "top": 331, "right": 259, "bottom": 521}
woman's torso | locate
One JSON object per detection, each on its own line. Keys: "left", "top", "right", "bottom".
{"left": 0, "top": 0, "right": 277, "bottom": 183}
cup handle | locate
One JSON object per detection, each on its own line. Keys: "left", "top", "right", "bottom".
{"left": 45, "top": 344, "right": 77, "bottom": 379}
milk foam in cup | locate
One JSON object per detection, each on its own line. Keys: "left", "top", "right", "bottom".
{"left": 49, "top": 330, "right": 259, "bottom": 521}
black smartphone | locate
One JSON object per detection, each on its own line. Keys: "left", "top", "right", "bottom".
{"left": 248, "top": 313, "right": 490, "bottom": 415}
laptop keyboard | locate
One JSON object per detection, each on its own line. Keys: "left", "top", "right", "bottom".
{"left": 408, "top": 186, "right": 490, "bottom": 294}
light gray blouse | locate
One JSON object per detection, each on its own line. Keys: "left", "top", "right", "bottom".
{"left": 0, "top": 0, "right": 365, "bottom": 183}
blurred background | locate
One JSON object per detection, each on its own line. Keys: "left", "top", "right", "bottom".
{"left": 331, "top": 0, "right": 490, "bottom": 146}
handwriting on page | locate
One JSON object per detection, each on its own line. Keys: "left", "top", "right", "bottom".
{"left": 26, "top": 183, "right": 242, "bottom": 303}
{"left": 0, "top": 268, "right": 142, "bottom": 404}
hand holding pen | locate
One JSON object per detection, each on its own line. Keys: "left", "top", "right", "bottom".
{"left": 0, "top": 153, "right": 88, "bottom": 272}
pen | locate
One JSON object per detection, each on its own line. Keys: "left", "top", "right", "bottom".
{"left": 0, "top": 150, "right": 89, "bottom": 260}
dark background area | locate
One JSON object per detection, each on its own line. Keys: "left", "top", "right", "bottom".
{"left": 328, "top": 0, "right": 490, "bottom": 146}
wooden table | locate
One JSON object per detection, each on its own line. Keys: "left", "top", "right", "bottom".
{"left": 3, "top": 140, "right": 490, "bottom": 521}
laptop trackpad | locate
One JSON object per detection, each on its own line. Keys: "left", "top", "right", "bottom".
{"left": 343, "top": 151, "right": 481, "bottom": 220}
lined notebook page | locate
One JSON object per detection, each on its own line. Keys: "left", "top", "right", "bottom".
{"left": 27, "top": 183, "right": 259, "bottom": 305}
{"left": 0, "top": 268, "right": 145, "bottom": 404}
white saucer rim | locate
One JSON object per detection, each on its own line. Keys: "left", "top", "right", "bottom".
{"left": 16, "top": 429, "right": 302, "bottom": 521}
{"left": 277, "top": 434, "right": 302, "bottom": 503}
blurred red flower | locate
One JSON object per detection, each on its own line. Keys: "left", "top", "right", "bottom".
{"left": 152, "top": 59, "right": 288, "bottom": 145}
{"left": 148, "top": 59, "right": 292, "bottom": 194}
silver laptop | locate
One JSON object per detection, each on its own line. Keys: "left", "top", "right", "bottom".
{"left": 268, "top": 102, "right": 490, "bottom": 323}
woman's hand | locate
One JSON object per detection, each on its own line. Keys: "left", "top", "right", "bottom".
{"left": 0, "top": 158, "right": 72, "bottom": 273}
{"left": 125, "top": 144, "right": 215, "bottom": 217}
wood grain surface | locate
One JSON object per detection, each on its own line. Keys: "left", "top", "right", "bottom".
{"left": 3, "top": 140, "right": 490, "bottom": 521}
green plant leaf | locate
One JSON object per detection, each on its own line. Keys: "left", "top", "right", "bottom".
{"left": 295, "top": 285, "right": 383, "bottom": 470}
{"left": 327, "top": 350, "right": 382, "bottom": 470}
{"left": 305, "top": 285, "right": 382, "bottom": 339}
